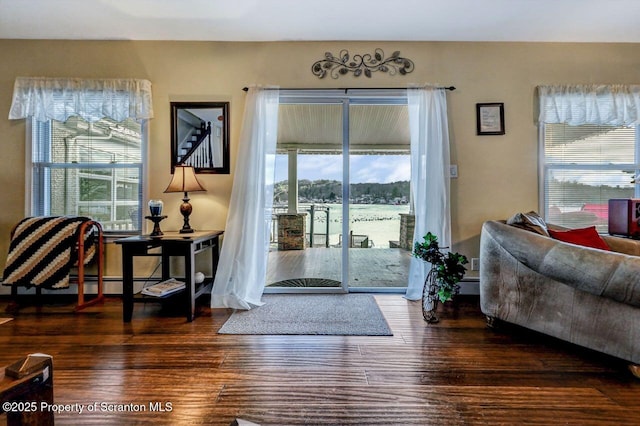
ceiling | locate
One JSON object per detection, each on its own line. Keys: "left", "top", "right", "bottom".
{"left": 278, "top": 104, "right": 410, "bottom": 152}
{"left": 2, "top": 0, "right": 640, "bottom": 42}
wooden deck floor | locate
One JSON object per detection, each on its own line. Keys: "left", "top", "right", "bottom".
{"left": 0, "top": 295, "right": 638, "bottom": 425}
{"left": 267, "top": 247, "right": 411, "bottom": 287}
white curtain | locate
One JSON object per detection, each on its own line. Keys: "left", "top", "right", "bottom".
{"left": 405, "top": 85, "right": 452, "bottom": 300}
{"left": 211, "top": 86, "right": 279, "bottom": 309}
{"left": 8, "top": 77, "right": 154, "bottom": 122}
{"left": 538, "top": 84, "right": 640, "bottom": 126}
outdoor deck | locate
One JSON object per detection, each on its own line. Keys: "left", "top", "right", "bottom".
{"left": 267, "top": 247, "right": 412, "bottom": 288}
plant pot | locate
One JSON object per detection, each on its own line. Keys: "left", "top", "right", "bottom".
{"left": 422, "top": 268, "right": 440, "bottom": 323}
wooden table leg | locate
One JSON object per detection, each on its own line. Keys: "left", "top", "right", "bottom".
{"left": 185, "top": 245, "right": 196, "bottom": 322}
{"left": 122, "top": 246, "right": 134, "bottom": 322}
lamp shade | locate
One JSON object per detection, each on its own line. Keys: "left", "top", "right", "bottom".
{"left": 164, "top": 166, "right": 206, "bottom": 193}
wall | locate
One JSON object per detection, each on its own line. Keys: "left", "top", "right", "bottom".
{"left": 1, "top": 39, "right": 639, "bottom": 289}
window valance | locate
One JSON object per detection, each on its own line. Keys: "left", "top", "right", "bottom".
{"left": 8, "top": 77, "right": 154, "bottom": 122}
{"left": 538, "top": 84, "right": 640, "bottom": 126}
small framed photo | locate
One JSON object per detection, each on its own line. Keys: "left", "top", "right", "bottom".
{"left": 476, "top": 103, "right": 505, "bottom": 135}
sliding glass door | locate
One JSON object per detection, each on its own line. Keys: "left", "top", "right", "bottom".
{"left": 348, "top": 103, "right": 411, "bottom": 290}
{"left": 266, "top": 90, "right": 410, "bottom": 293}
{"left": 266, "top": 100, "right": 346, "bottom": 292}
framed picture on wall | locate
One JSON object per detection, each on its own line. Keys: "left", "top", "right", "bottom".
{"left": 170, "top": 101, "right": 230, "bottom": 174}
{"left": 476, "top": 103, "right": 505, "bottom": 135}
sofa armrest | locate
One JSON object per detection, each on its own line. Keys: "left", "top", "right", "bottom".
{"left": 481, "top": 220, "right": 640, "bottom": 308}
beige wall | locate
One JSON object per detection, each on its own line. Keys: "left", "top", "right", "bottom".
{"left": 1, "top": 39, "right": 639, "bottom": 284}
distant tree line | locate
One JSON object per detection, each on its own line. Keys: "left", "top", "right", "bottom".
{"left": 274, "top": 179, "right": 410, "bottom": 203}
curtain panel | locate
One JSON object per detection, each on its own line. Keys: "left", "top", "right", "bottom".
{"left": 405, "top": 85, "right": 452, "bottom": 300}
{"left": 8, "top": 77, "right": 154, "bottom": 122}
{"left": 211, "top": 86, "right": 279, "bottom": 310}
{"left": 538, "top": 84, "right": 640, "bottom": 126}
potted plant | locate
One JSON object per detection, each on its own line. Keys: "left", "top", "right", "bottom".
{"left": 413, "top": 232, "right": 468, "bottom": 323}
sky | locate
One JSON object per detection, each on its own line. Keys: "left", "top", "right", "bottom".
{"left": 274, "top": 154, "right": 411, "bottom": 184}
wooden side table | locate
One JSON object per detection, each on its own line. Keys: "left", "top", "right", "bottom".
{"left": 1, "top": 354, "right": 54, "bottom": 426}
{"left": 115, "top": 230, "right": 223, "bottom": 322}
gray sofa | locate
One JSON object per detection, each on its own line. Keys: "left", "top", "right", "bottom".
{"left": 480, "top": 220, "right": 640, "bottom": 373}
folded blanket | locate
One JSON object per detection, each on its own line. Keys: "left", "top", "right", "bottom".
{"left": 2, "top": 216, "right": 97, "bottom": 289}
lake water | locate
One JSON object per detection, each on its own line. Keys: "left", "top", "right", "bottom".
{"left": 300, "top": 203, "right": 410, "bottom": 248}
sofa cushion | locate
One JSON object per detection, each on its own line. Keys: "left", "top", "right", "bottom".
{"left": 548, "top": 226, "right": 611, "bottom": 251}
{"left": 506, "top": 211, "right": 549, "bottom": 236}
{"left": 602, "top": 234, "right": 640, "bottom": 256}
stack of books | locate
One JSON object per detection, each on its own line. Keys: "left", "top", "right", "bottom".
{"left": 141, "top": 278, "right": 185, "bottom": 297}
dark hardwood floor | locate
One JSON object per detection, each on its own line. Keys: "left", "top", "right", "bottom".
{"left": 0, "top": 294, "right": 638, "bottom": 425}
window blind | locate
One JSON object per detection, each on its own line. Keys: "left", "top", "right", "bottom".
{"left": 542, "top": 123, "right": 638, "bottom": 231}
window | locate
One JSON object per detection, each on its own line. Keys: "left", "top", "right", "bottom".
{"left": 30, "top": 116, "right": 145, "bottom": 232}
{"left": 10, "top": 77, "right": 153, "bottom": 234}
{"left": 540, "top": 123, "right": 639, "bottom": 232}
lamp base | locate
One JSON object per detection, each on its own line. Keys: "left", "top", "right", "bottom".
{"left": 180, "top": 196, "right": 195, "bottom": 233}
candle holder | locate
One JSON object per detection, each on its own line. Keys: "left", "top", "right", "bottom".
{"left": 146, "top": 199, "right": 166, "bottom": 237}
{"left": 145, "top": 215, "right": 167, "bottom": 237}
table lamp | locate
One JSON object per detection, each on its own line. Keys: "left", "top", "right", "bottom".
{"left": 164, "top": 165, "right": 206, "bottom": 233}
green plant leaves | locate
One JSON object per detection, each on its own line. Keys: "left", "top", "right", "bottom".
{"left": 413, "top": 232, "right": 468, "bottom": 303}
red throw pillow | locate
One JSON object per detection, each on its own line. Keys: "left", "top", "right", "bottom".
{"left": 548, "top": 226, "right": 611, "bottom": 251}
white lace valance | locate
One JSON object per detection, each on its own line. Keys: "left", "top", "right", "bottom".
{"left": 538, "top": 84, "right": 640, "bottom": 126}
{"left": 8, "top": 77, "right": 154, "bottom": 122}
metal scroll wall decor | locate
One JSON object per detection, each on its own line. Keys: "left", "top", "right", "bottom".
{"left": 312, "top": 48, "right": 414, "bottom": 79}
